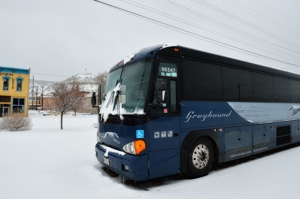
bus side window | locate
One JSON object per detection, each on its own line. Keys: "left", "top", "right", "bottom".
{"left": 170, "top": 80, "right": 177, "bottom": 112}
{"left": 153, "top": 78, "right": 167, "bottom": 105}
{"left": 152, "top": 78, "right": 178, "bottom": 113}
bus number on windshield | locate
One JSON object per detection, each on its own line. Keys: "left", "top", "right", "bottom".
{"left": 159, "top": 64, "right": 177, "bottom": 77}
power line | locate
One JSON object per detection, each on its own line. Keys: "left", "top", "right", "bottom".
{"left": 31, "top": 72, "right": 70, "bottom": 78}
{"left": 233, "top": 0, "right": 300, "bottom": 42}
{"left": 191, "top": 0, "right": 300, "bottom": 54}
{"left": 127, "top": 0, "right": 300, "bottom": 63}
{"left": 140, "top": 0, "right": 300, "bottom": 62}
{"left": 94, "top": 0, "right": 300, "bottom": 68}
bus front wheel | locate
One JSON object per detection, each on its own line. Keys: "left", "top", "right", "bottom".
{"left": 186, "top": 137, "right": 214, "bottom": 178}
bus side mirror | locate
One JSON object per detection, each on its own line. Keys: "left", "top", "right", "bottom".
{"left": 157, "top": 90, "right": 169, "bottom": 104}
{"left": 91, "top": 92, "right": 96, "bottom": 107}
{"left": 156, "top": 81, "right": 168, "bottom": 104}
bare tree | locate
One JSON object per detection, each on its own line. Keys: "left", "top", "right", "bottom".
{"left": 69, "top": 86, "right": 85, "bottom": 116}
{"left": 52, "top": 80, "right": 84, "bottom": 129}
{"left": 94, "top": 71, "right": 108, "bottom": 101}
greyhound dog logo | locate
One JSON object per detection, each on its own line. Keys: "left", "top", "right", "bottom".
{"left": 288, "top": 106, "right": 300, "bottom": 116}
{"left": 102, "top": 132, "right": 120, "bottom": 144}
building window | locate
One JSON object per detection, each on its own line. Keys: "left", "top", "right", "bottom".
{"left": 12, "top": 98, "right": 25, "bottom": 113}
{"left": 3, "top": 77, "right": 9, "bottom": 91}
{"left": 16, "top": 78, "right": 23, "bottom": 91}
{"left": 29, "top": 96, "right": 40, "bottom": 101}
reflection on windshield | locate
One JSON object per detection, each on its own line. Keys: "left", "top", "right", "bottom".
{"left": 104, "top": 68, "right": 122, "bottom": 96}
{"left": 101, "top": 59, "right": 152, "bottom": 121}
{"left": 120, "top": 59, "right": 152, "bottom": 112}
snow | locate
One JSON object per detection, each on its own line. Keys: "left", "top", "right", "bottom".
{"left": 102, "top": 144, "right": 125, "bottom": 157}
{"left": 1, "top": 111, "right": 300, "bottom": 199}
{"left": 100, "top": 83, "right": 123, "bottom": 122}
{"left": 100, "top": 83, "right": 145, "bottom": 122}
{"left": 123, "top": 48, "right": 143, "bottom": 65}
{"left": 123, "top": 44, "right": 178, "bottom": 65}
{"left": 161, "top": 43, "right": 177, "bottom": 49}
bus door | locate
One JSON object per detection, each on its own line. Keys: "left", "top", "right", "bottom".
{"left": 147, "top": 57, "right": 181, "bottom": 179}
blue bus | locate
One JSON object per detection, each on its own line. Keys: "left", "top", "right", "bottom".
{"left": 94, "top": 44, "right": 300, "bottom": 181}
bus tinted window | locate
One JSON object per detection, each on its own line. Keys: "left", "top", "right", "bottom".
{"left": 273, "top": 76, "right": 291, "bottom": 102}
{"left": 182, "top": 59, "right": 223, "bottom": 100}
{"left": 290, "top": 80, "right": 300, "bottom": 102}
{"left": 170, "top": 80, "right": 177, "bottom": 112}
{"left": 252, "top": 72, "right": 274, "bottom": 101}
{"left": 181, "top": 57, "right": 300, "bottom": 102}
{"left": 223, "top": 67, "right": 252, "bottom": 100}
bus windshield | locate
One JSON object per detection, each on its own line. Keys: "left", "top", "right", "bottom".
{"left": 101, "top": 59, "right": 152, "bottom": 120}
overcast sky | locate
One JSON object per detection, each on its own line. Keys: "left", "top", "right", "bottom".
{"left": 1, "top": 0, "right": 300, "bottom": 81}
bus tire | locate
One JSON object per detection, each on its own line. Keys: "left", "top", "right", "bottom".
{"left": 186, "top": 137, "right": 214, "bottom": 178}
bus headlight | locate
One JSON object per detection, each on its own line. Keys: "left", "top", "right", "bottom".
{"left": 123, "top": 140, "right": 146, "bottom": 155}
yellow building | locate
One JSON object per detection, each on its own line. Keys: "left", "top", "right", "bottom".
{"left": 0, "top": 66, "right": 30, "bottom": 117}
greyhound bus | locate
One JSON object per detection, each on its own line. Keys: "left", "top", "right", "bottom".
{"left": 94, "top": 44, "right": 300, "bottom": 181}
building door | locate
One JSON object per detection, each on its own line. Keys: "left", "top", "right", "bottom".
{"left": 2, "top": 107, "right": 9, "bottom": 117}
{"left": 0, "top": 105, "right": 9, "bottom": 117}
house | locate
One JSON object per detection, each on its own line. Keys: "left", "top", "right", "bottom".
{"left": 0, "top": 66, "right": 30, "bottom": 117}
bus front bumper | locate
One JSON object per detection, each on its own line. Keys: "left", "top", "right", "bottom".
{"left": 95, "top": 143, "right": 148, "bottom": 181}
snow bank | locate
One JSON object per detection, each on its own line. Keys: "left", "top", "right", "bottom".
{"left": 1, "top": 111, "right": 300, "bottom": 199}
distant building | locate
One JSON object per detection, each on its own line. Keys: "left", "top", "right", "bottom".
{"left": 0, "top": 66, "right": 30, "bottom": 117}
{"left": 28, "top": 86, "right": 42, "bottom": 110}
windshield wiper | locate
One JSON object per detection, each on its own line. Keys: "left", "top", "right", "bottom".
{"left": 113, "top": 90, "right": 120, "bottom": 111}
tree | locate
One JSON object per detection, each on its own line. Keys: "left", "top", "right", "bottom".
{"left": 94, "top": 71, "right": 108, "bottom": 102}
{"left": 52, "top": 80, "right": 84, "bottom": 129}
{"left": 69, "top": 85, "right": 85, "bottom": 116}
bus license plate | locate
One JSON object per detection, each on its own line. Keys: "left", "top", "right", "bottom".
{"left": 103, "top": 157, "right": 110, "bottom": 165}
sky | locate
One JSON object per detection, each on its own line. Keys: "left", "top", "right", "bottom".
{"left": 1, "top": 112, "right": 300, "bottom": 199}
{"left": 1, "top": 0, "right": 300, "bottom": 81}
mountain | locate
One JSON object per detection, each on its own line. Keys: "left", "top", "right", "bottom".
{"left": 65, "top": 73, "right": 99, "bottom": 93}
{"left": 29, "top": 73, "right": 99, "bottom": 95}
{"left": 66, "top": 73, "right": 97, "bottom": 85}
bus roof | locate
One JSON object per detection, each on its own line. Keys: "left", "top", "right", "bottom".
{"left": 109, "top": 45, "right": 162, "bottom": 72}
{"left": 109, "top": 44, "right": 300, "bottom": 80}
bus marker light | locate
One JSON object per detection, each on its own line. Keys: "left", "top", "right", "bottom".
{"left": 174, "top": 48, "right": 179, "bottom": 52}
{"left": 134, "top": 140, "right": 146, "bottom": 155}
{"left": 215, "top": 128, "right": 222, "bottom": 132}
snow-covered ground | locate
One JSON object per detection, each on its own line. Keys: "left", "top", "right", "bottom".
{"left": 1, "top": 111, "right": 300, "bottom": 199}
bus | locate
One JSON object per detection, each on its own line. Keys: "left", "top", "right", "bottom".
{"left": 93, "top": 44, "right": 300, "bottom": 181}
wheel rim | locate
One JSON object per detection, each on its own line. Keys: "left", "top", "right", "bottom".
{"left": 192, "top": 144, "right": 209, "bottom": 169}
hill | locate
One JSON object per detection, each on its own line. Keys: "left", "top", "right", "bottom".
{"left": 30, "top": 73, "right": 100, "bottom": 95}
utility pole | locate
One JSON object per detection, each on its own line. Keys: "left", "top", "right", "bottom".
{"left": 35, "top": 86, "right": 38, "bottom": 110}
{"left": 31, "top": 76, "right": 34, "bottom": 110}
{"left": 98, "top": 84, "right": 101, "bottom": 105}
{"left": 41, "top": 86, "right": 44, "bottom": 110}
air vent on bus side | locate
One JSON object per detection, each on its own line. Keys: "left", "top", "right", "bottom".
{"left": 276, "top": 126, "right": 291, "bottom": 146}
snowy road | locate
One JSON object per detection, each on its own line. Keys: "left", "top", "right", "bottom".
{"left": 1, "top": 112, "right": 300, "bottom": 199}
